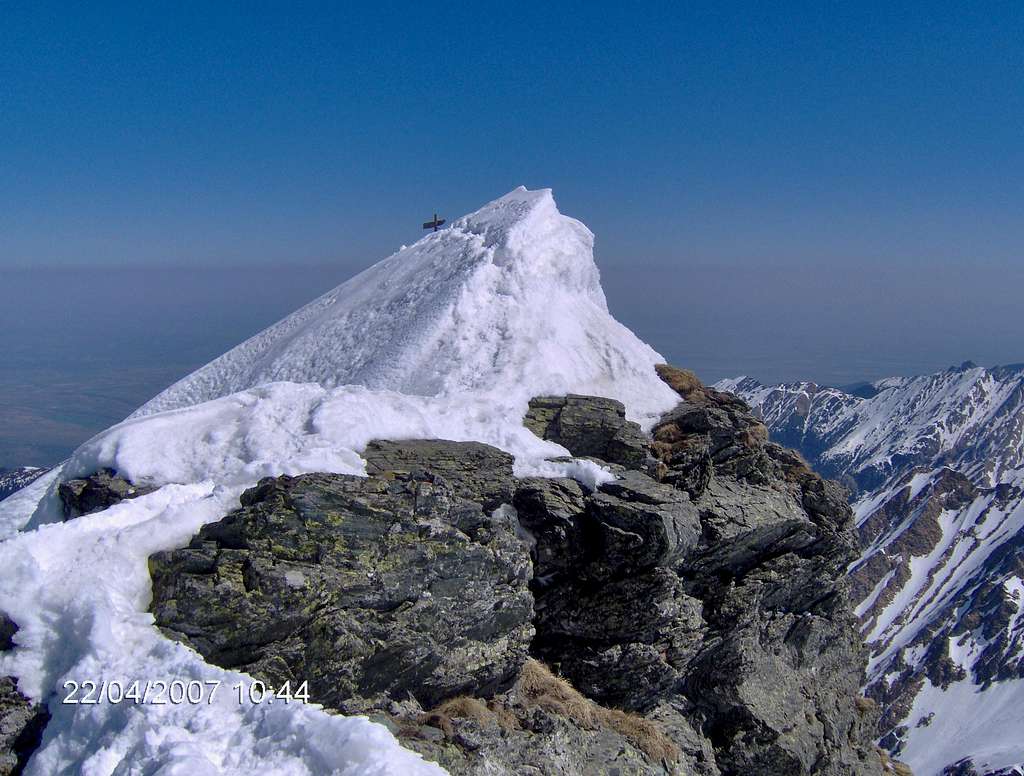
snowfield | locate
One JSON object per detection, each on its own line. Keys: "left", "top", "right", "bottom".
{"left": 0, "top": 188, "right": 679, "bottom": 774}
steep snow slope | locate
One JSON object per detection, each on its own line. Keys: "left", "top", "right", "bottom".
{"left": 135, "top": 186, "right": 678, "bottom": 426}
{"left": 0, "top": 188, "right": 678, "bottom": 775}
{"left": 721, "top": 365, "right": 1024, "bottom": 776}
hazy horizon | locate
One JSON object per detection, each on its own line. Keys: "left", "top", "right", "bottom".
{"left": 4, "top": 257, "right": 1021, "bottom": 470}
{"left": 3, "top": 3, "right": 1023, "bottom": 468}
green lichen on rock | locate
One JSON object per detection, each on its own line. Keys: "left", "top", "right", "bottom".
{"left": 149, "top": 460, "right": 534, "bottom": 713}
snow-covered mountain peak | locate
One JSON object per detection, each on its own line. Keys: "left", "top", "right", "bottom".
{"left": 134, "top": 186, "right": 675, "bottom": 424}
{"left": 0, "top": 190, "right": 684, "bottom": 775}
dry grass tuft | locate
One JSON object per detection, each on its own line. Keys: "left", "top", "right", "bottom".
{"left": 426, "top": 694, "right": 519, "bottom": 734}
{"left": 854, "top": 695, "right": 878, "bottom": 716}
{"left": 417, "top": 661, "right": 681, "bottom": 764}
{"left": 517, "top": 659, "right": 681, "bottom": 763}
{"left": 875, "top": 746, "right": 914, "bottom": 775}
{"left": 600, "top": 707, "right": 683, "bottom": 763}
{"left": 517, "top": 659, "right": 599, "bottom": 728}
{"left": 655, "top": 364, "right": 705, "bottom": 399}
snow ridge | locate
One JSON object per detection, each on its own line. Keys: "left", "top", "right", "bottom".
{"left": 0, "top": 188, "right": 679, "bottom": 775}
{"left": 135, "top": 187, "right": 677, "bottom": 426}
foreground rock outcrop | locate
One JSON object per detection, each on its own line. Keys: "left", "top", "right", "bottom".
{"left": 139, "top": 365, "right": 886, "bottom": 774}
{"left": 150, "top": 455, "right": 533, "bottom": 714}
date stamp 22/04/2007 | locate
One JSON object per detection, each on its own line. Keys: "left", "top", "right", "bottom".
{"left": 61, "top": 679, "right": 310, "bottom": 706}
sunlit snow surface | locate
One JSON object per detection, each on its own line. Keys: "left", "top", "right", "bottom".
{"left": 134, "top": 186, "right": 677, "bottom": 425}
{"left": 0, "top": 188, "right": 679, "bottom": 774}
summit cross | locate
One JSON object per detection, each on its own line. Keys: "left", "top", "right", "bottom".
{"left": 422, "top": 213, "right": 446, "bottom": 232}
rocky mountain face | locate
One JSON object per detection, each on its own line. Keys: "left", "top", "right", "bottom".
{"left": 720, "top": 364, "right": 1024, "bottom": 776}
{"left": 0, "top": 469, "right": 47, "bottom": 503}
{"left": 43, "top": 366, "right": 888, "bottom": 775}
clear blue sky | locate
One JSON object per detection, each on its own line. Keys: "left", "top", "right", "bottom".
{"left": 2, "top": 1, "right": 1022, "bottom": 270}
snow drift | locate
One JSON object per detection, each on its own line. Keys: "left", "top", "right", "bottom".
{"left": 0, "top": 188, "right": 679, "bottom": 775}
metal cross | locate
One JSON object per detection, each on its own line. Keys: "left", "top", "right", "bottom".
{"left": 423, "top": 213, "right": 446, "bottom": 232}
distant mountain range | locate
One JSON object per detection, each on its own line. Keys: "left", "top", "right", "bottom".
{"left": 0, "top": 467, "right": 47, "bottom": 501}
{"left": 720, "top": 363, "right": 1024, "bottom": 776}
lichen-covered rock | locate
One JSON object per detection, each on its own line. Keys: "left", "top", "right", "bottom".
{"left": 0, "top": 678, "right": 49, "bottom": 776}
{"left": 57, "top": 468, "right": 155, "bottom": 520}
{"left": 524, "top": 394, "right": 651, "bottom": 469}
{"left": 363, "top": 439, "right": 515, "bottom": 512}
{"left": 147, "top": 375, "right": 886, "bottom": 775}
{"left": 150, "top": 462, "right": 534, "bottom": 713}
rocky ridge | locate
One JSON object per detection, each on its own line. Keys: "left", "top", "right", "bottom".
{"left": 136, "top": 365, "right": 884, "bottom": 774}
{"left": 3, "top": 367, "right": 889, "bottom": 774}
{"left": 0, "top": 614, "right": 49, "bottom": 776}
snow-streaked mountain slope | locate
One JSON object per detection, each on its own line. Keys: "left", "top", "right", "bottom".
{"left": 0, "top": 188, "right": 678, "bottom": 775}
{"left": 718, "top": 363, "right": 1024, "bottom": 491}
{"left": 135, "top": 186, "right": 678, "bottom": 426}
{"left": 720, "top": 364, "right": 1024, "bottom": 776}
{"left": 0, "top": 467, "right": 47, "bottom": 501}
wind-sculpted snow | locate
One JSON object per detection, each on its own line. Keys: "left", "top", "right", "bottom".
{"left": 134, "top": 187, "right": 678, "bottom": 427}
{"left": 0, "top": 188, "right": 676, "bottom": 774}
{"left": 721, "top": 364, "right": 1024, "bottom": 775}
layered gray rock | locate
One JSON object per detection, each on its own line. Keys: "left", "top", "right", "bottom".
{"left": 363, "top": 439, "right": 515, "bottom": 512}
{"left": 647, "top": 366, "right": 881, "bottom": 775}
{"left": 517, "top": 470, "right": 705, "bottom": 714}
{"left": 524, "top": 395, "right": 650, "bottom": 469}
{"left": 58, "top": 468, "right": 154, "bottom": 520}
{"left": 150, "top": 463, "right": 533, "bottom": 713}
{"left": 145, "top": 377, "right": 888, "bottom": 775}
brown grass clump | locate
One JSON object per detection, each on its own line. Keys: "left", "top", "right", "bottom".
{"left": 875, "top": 747, "right": 914, "bottom": 775}
{"left": 600, "top": 707, "right": 683, "bottom": 763}
{"left": 655, "top": 364, "right": 705, "bottom": 399}
{"left": 418, "top": 662, "right": 681, "bottom": 764}
{"left": 876, "top": 746, "right": 891, "bottom": 769}
{"left": 517, "top": 658, "right": 600, "bottom": 728}
{"left": 517, "top": 659, "right": 681, "bottom": 764}
{"left": 425, "top": 694, "right": 519, "bottom": 735}
{"left": 854, "top": 695, "right": 878, "bottom": 716}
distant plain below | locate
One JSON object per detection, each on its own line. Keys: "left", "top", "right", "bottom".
{"left": 2, "top": 260, "right": 1021, "bottom": 469}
